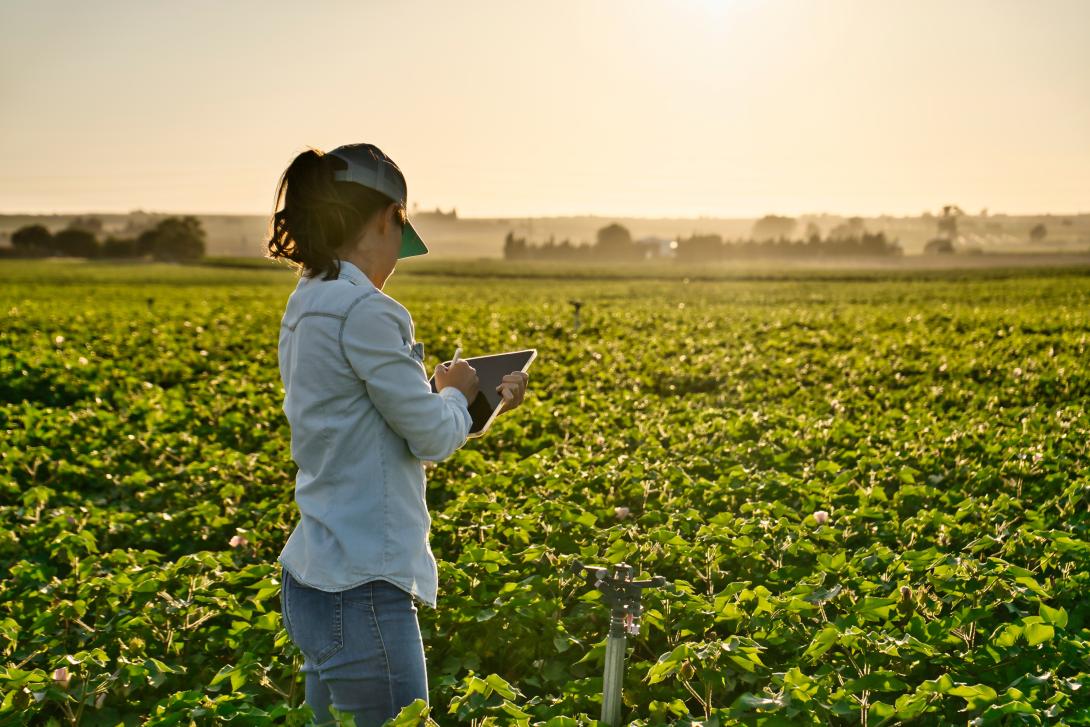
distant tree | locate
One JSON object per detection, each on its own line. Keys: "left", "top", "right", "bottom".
{"left": 101, "top": 236, "right": 138, "bottom": 258}
{"left": 503, "top": 231, "right": 528, "bottom": 260}
{"left": 11, "top": 224, "right": 52, "bottom": 252}
{"left": 596, "top": 223, "right": 633, "bottom": 250}
{"left": 136, "top": 228, "right": 158, "bottom": 257}
{"left": 595, "top": 223, "right": 637, "bottom": 260}
{"left": 924, "top": 238, "right": 955, "bottom": 254}
{"left": 751, "top": 215, "right": 797, "bottom": 241}
{"left": 804, "top": 222, "right": 822, "bottom": 242}
{"left": 1029, "top": 223, "right": 1048, "bottom": 242}
{"left": 53, "top": 228, "right": 99, "bottom": 257}
{"left": 141, "top": 216, "right": 206, "bottom": 261}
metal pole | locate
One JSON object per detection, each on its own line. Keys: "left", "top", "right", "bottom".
{"left": 601, "top": 624, "right": 627, "bottom": 726}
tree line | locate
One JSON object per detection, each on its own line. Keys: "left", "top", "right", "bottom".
{"left": 674, "top": 231, "right": 902, "bottom": 261}
{"left": 3, "top": 216, "right": 207, "bottom": 261}
{"left": 503, "top": 223, "right": 646, "bottom": 261}
{"left": 504, "top": 217, "right": 902, "bottom": 262}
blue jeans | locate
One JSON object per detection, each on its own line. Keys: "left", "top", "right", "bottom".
{"left": 280, "top": 567, "right": 429, "bottom": 726}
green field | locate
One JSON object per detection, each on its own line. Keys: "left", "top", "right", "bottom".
{"left": 2, "top": 260, "right": 1089, "bottom": 725}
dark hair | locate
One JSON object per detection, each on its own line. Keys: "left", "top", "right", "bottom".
{"left": 266, "top": 147, "right": 406, "bottom": 280}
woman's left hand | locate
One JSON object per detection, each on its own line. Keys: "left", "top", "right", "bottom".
{"left": 496, "top": 371, "right": 529, "bottom": 414}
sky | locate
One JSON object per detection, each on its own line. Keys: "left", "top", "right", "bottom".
{"left": 1, "top": 0, "right": 1087, "bottom": 219}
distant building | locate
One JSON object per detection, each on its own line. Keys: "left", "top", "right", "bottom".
{"left": 635, "top": 235, "right": 678, "bottom": 259}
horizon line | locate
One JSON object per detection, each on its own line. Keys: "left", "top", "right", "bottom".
{"left": 1, "top": 208, "right": 1088, "bottom": 220}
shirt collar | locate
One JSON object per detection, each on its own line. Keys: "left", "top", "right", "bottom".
{"left": 333, "top": 259, "right": 377, "bottom": 290}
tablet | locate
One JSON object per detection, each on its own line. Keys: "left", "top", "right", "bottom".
{"left": 429, "top": 348, "right": 537, "bottom": 438}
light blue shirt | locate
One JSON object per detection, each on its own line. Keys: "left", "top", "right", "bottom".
{"left": 276, "top": 259, "right": 472, "bottom": 608}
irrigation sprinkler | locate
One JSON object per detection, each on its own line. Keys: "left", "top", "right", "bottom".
{"left": 570, "top": 561, "right": 670, "bottom": 727}
{"left": 569, "top": 299, "right": 583, "bottom": 333}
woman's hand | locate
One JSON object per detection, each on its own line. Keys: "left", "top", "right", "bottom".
{"left": 434, "top": 360, "right": 479, "bottom": 403}
{"left": 496, "top": 371, "right": 529, "bottom": 415}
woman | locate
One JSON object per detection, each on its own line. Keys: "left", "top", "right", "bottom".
{"left": 266, "top": 143, "right": 529, "bottom": 725}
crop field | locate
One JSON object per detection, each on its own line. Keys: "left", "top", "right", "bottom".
{"left": 2, "top": 259, "right": 1089, "bottom": 725}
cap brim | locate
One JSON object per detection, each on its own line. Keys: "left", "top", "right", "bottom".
{"left": 399, "top": 219, "right": 429, "bottom": 259}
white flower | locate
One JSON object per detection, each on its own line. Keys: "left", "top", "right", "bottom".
{"left": 813, "top": 510, "right": 830, "bottom": 525}
{"left": 229, "top": 535, "right": 248, "bottom": 548}
{"left": 614, "top": 507, "right": 630, "bottom": 520}
{"left": 53, "top": 667, "right": 70, "bottom": 688}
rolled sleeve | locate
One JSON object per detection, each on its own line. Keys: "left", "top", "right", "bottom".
{"left": 340, "top": 295, "right": 472, "bottom": 461}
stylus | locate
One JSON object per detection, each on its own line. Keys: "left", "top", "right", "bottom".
{"left": 451, "top": 347, "right": 462, "bottom": 365}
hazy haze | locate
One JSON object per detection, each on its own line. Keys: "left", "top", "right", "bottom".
{"left": 1, "top": 0, "right": 1087, "bottom": 218}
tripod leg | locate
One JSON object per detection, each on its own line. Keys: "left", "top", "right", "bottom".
{"left": 601, "top": 634, "right": 626, "bottom": 726}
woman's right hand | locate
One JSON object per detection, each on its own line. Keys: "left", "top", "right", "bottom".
{"left": 434, "top": 360, "right": 479, "bottom": 403}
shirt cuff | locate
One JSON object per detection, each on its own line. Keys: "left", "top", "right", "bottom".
{"left": 438, "top": 387, "right": 474, "bottom": 434}
{"left": 438, "top": 386, "right": 469, "bottom": 410}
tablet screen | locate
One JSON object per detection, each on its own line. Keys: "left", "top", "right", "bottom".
{"left": 429, "top": 349, "right": 537, "bottom": 437}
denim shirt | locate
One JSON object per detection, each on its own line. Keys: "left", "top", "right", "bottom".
{"left": 276, "top": 259, "right": 472, "bottom": 608}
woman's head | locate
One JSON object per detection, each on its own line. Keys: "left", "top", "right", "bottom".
{"left": 266, "top": 146, "right": 409, "bottom": 281}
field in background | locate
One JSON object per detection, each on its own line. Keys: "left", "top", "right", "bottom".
{"left": 15, "top": 254, "right": 1090, "bottom": 285}
{"left": 204, "top": 253, "right": 1090, "bottom": 281}
{"left": 2, "top": 260, "right": 1088, "bottom": 724}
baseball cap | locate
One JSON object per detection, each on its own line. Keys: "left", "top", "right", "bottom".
{"left": 325, "top": 143, "right": 428, "bottom": 259}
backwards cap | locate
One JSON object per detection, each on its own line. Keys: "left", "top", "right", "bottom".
{"left": 325, "top": 143, "right": 428, "bottom": 259}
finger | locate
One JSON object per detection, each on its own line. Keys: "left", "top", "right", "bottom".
{"left": 500, "top": 382, "right": 522, "bottom": 406}
{"left": 503, "top": 375, "right": 527, "bottom": 389}
{"left": 496, "top": 388, "right": 513, "bottom": 409}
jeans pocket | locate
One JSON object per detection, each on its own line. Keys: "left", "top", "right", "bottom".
{"left": 283, "top": 572, "right": 344, "bottom": 665}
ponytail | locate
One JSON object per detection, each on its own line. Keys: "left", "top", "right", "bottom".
{"left": 266, "top": 147, "right": 396, "bottom": 280}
